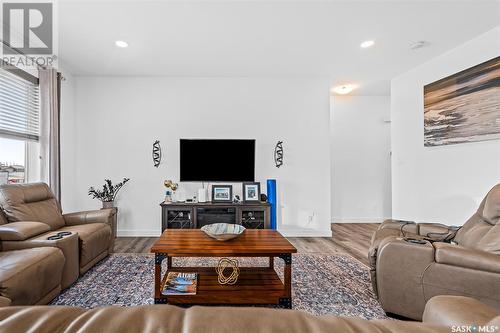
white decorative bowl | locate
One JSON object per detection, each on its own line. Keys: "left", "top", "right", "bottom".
{"left": 201, "top": 223, "right": 246, "bottom": 241}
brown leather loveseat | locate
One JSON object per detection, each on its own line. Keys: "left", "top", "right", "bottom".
{"left": 0, "top": 183, "right": 116, "bottom": 306}
{"left": 0, "top": 295, "right": 498, "bottom": 333}
{"left": 369, "top": 184, "right": 500, "bottom": 320}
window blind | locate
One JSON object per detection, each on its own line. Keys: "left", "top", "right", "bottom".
{"left": 0, "top": 69, "right": 40, "bottom": 141}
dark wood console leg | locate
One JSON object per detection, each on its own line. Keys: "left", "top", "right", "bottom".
{"left": 269, "top": 256, "right": 274, "bottom": 269}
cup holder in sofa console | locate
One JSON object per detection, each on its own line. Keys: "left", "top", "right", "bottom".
{"left": 47, "top": 231, "right": 73, "bottom": 240}
{"left": 403, "top": 238, "right": 428, "bottom": 245}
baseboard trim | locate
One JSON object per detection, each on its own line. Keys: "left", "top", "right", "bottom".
{"left": 117, "top": 230, "right": 160, "bottom": 237}
{"left": 278, "top": 227, "right": 333, "bottom": 238}
{"left": 332, "top": 217, "right": 390, "bottom": 224}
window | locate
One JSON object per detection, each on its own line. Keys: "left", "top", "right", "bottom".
{"left": 0, "top": 137, "right": 25, "bottom": 183}
{"left": 0, "top": 68, "right": 40, "bottom": 184}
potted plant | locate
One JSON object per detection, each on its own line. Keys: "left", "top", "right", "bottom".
{"left": 88, "top": 178, "right": 130, "bottom": 209}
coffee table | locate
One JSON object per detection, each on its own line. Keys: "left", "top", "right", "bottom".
{"left": 151, "top": 229, "right": 297, "bottom": 308}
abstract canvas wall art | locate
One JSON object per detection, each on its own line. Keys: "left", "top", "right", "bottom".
{"left": 424, "top": 56, "right": 500, "bottom": 146}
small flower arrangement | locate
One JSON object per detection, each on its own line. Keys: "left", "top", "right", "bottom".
{"left": 163, "top": 180, "right": 178, "bottom": 203}
{"left": 164, "top": 180, "right": 178, "bottom": 191}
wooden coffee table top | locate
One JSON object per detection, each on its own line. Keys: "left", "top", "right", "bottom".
{"left": 151, "top": 229, "right": 297, "bottom": 256}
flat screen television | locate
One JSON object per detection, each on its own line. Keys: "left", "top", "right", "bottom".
{"left": 180, "top": 139, "right": 255, "bottom": 182}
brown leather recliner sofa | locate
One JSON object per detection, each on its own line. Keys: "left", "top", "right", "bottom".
{"left": 0, "top": 295, "right": 498, "bottom": 333}
{"left": 0, "top": 183, "right": 116, "bottom": 306}
{"left": 369, "top": 183, "right": 500, "bottom": 320}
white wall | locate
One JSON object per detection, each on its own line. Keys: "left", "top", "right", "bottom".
{"left": 66, "top": 77, "right": 332, "bottom": 237}
{"left": 391, "top": 26, "right": 500, "bottom": 225}
{"left": 331, "top": 96, "right": 391, "bottom": 223}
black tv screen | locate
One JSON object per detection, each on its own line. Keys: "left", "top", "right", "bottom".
{"left": 180, "top": 139, "right": 255, "bottom": 182}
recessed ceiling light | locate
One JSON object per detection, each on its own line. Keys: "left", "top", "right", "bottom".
{"left": 332, "top": 84, "right": 357, "bottom": 95}
{"left": 410, "top": 41, "right": 428, "bottom": 50}
{"left": 360, "top": 40, "right": 375, "bottom": 48}
{"left": 115, "top": 40, "right": 128, "bottom": 48}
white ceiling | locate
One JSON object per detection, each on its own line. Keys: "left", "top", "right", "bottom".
{"left": 58, "top": 0, "right": 500, "bottom": 94}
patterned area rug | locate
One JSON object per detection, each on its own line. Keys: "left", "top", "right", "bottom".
{"left": 50, "top": 253, "right": 387, "bottom": 319}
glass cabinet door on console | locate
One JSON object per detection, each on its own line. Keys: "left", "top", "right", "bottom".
{"left": 240, "top": 209, "right": 266, "bottom": 229}
{"left": 162, "top": 207, "right": 194, "bottom": 230}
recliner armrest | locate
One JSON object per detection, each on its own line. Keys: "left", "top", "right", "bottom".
{"left": 378, "top": 219, "right": 418, "bottom": 234}
{"left": 0, "top": 222, "right": 50, "bottom": 241}
{"left": 434, "top": 243, "right": 500, "bottom": 274}
{"left": 63, "top": 209, "right": 116, "bottom": 226}
{"left": 376, "top": 237, "right": 435, "bottom": 319}
{"left": 418, "top": 223, "right": 450, "bottom": 235}
{"left": 379, "top": 220, "right": 460, "bottom": 242}
{"left": 419, "top": 223, "right": 460, "bottom": 242}
{"left": 423, "top": 295, "right": 499, "bottom": 327}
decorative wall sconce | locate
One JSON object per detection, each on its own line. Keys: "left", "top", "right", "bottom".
{"left": 153, "top": 140, "right": 161, "bottom": 167}
{"left": 274, "top": 141, "right": 283, "bottom": 168}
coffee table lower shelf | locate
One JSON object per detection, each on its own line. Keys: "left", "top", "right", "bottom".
{"left": 155, "top": 267, "right": 291, "bottom": 308}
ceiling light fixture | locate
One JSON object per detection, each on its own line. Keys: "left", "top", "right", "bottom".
{"left": 410, "top": 41, "right": 428, "bottom": 50}
{"left": 360, "top": 40, "right": 375, "bottom": 48}
{"left": 115, "top": 40, "right": 128, "bottom": 48}
{"left": 332, "top": 84, "right": 357, "bottom": 95}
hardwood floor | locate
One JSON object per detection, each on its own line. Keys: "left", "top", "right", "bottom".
{"left": 113, "top": 223, "right": 379, "bottom": 266}
{"left": 114, "top": 237, "right": 158, "bottom": 253}
{"left": 291, "top": 223, "right": 378, "bottom": 265}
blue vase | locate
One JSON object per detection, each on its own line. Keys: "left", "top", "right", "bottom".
{"left": 266, "top": 179, "right": 277, "bottom": 230}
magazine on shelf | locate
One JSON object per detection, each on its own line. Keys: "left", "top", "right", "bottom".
{"left": 162, "top": 272, "right": 198, "bottom": 295}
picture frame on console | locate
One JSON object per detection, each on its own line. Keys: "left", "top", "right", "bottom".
{"left": 212, "top": 185, "right": 233, "bottom": 203}
{"left": 243, "top": 182, "right": 260, "bottom": 202}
